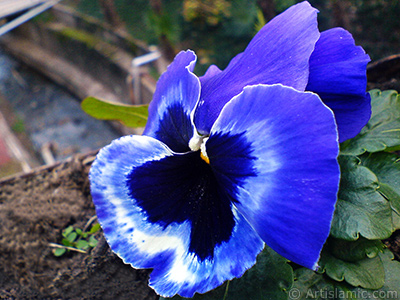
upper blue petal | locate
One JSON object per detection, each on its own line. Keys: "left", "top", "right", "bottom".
{"left": 193, "top": 1, "right": 320, "bottom": 135}
{"left": 143, "top": 50, "right": 200, "bottom": 152}
{"left": 200, "top": 64, "right": 222, "bottom": 81}
{"left": 90, "top": 135, "right": 264, "bottom": 298}
{"left": 207, "top": 84, "right": 340, "bottom": 270}
{"left": 306, "top": 28, "right": 371, "bottom": 142}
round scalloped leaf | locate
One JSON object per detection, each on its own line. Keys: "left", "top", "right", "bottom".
{"left": 360, "top": 151, "right": 400, "bottom": 230}
{"left": 291, "top": 268, "right": 356, "bottom": 300}
{"left": 160, "top": 246, "right": 293, "bottom": 300}
{"left": 326, "top": 237, "right": 385, "bottom": 263}
{"left": 292, "top": 249, "right": 400, "bottom": 299}
{"left": 331, "top": 155, "right": 393, "bottom": 240}
{"left": 340, "top": 90, "right": 400, "bottom": 155}
{"left": 319, "top": 245, "right": 385, "bottom": 289}
{"left": 368, "top": 249, "right": 400, "bottom": 296}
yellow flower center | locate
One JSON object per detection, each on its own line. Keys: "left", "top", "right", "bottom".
{"left": 189, "top": 132, "right": 210, "bottom": 164}
{"left": 200, "top": 151, "right": 210, "bottom": 164}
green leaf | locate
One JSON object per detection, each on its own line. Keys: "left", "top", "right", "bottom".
{"left": 341, "top": 90, "right": 400, "bottom": 155}
{"left": 160, "top": 246, "right": 293, "bottom": 300}
{"left": 327, "top": 237, "right": 385, "bottom": 262}
{"left": 379, "top": 183, "right": 400, "bottom": 214}
{"left": 81, "top": 96, "right": 148, "bottom": 128}
{"left": 370, "top": 249, "right": 400, "bottom": 296}
{"left": 319, "top": 243, "right": 385, "bottom": 289}
{"left": 61, "top": 238, "right": 73, "bottom": 247}
{"left": 292, "top": 249, "right": 400, "bottom": 300}
{"left": 53, "top": 247, "right": 66, "bottom": 257}
{"left": 66, "top": 232, "right": 78, "bottom": 243}
{"left": 76, "top": 240, "right": 89, "bottom": 250}
{"left": 291, "top": 268, "right": 350, "bottom": 300}
{"left": 88, "top": 235, "right": 98, "bottom": 247}
{"left": 62, "top": 225, "right": 74, "bottom": 238}
{"left": 225, "top": 246, "right": 293, "bottom": 300}
{"left": 89, "top": 223, "right": 101, "bottom": 234}
{"left": 390, "top": 208, "right": 400, "bottom": 230}
{"left": 331, "top": 155, "right": 393, "bottom": 240}
{"left": 75, "top": 228, "right": 83, "bottom": 236}
{"left": 360, "top": 152, "right": 400, "bottom": 204}
{"left": 360, "top": 152, "right": 400, "bottom": 230}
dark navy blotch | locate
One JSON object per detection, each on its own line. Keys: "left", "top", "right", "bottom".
{"left": 153, "top": 103, "right": 193, "bottom": 153}
{"left": 126, "top": 151, "right": 235, "bottom": 261}
{"left": 207, "top": 131, "right": 257, "bottom": 198}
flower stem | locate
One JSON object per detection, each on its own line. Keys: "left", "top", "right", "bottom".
{"left": 222, "top": 281, "right": 230, "bottom": 300}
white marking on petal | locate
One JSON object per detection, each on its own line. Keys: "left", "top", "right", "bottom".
{"left": 189, "top": 130, "right": 204, "bottom": 151}
{"left": 200, "top": 137, "right": 209, "bottom": 161}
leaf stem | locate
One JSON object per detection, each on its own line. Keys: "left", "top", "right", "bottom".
{"left": 83, "top": 215, "right": 98, "bottom": 232}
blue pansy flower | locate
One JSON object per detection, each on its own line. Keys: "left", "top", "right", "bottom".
{"left": 89, "top": 1, "right": 370, "bottom": 298}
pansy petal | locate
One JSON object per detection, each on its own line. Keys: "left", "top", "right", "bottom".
{"left": 200, "top": 64, "right": 222, "bottom": 81}
{"left": 318, "top": 93, "right": 371, "bottom": 143}
{"left": 194, "top": 1, "right": 320, "bottom": 135}
{"left": 199, "top": 52, "right": 243, "bottom": 83}
{"left": 90, "top": 135, "right": 264, "bottom": 298}
{"left": 307, "top": 28, "right": 371, "bottom": 142}
{"left": 143, "top": 50, "right": 200, "bottom": 152}
{"left": 207, "top": 84, "right": 340, "bottom": 269}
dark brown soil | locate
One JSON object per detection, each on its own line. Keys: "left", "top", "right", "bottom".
{"left": 0, "top": 153, "right": 157, "bottom": 300}
{"left": 367, "top": 54, "right": 400, "bottom": 91}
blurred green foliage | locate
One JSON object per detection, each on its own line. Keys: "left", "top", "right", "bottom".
{"left": 69, "top": 0, "right": 400, "bottom": 73}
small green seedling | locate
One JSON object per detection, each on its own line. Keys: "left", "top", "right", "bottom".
{"left": 51, "top": 222, "right": 101, "bottom": 257}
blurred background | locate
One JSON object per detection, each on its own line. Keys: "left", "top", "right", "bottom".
{"left": 0, "top": 0, "right": 399, "bottom": 178}
{"left": 68, "top": 0, "right": 400, "bottom": 71}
